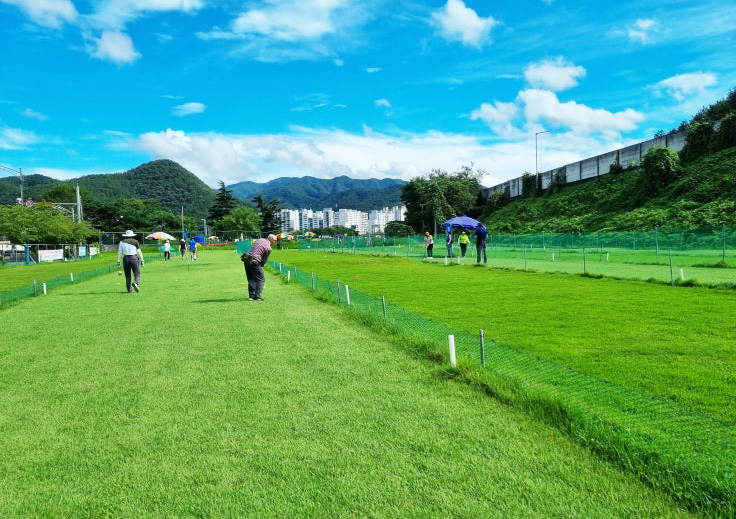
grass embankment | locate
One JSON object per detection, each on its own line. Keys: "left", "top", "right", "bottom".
{"left": 483, "top": 147, "right": 736, "bottom": 233}
{"left": 270, "top": 250, "right": 736, "bottom": 424}
{"left": 0, "top": 251, "right": 694, "bottom": 518}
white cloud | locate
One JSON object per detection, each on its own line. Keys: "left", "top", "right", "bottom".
{"left": 518, "top": 89, "right": 645, "bottom": 136}
{"left": 431, "top": 0, "right": 498, "bottom": 48}
{"left": 627, "top": 18, "right": 657, "bottom": 43}
{"left": 0, "top": 0, "right": 77, "bottom": 28}
{"left": 85, "top": 0, "right": 204, "bottom": 31}
{"left": 653, "top": 72, "right": 718, "bottom": 102}
{"left": 129, "top": 127, "right": 506, "bottom": 187}
{"left": 471, "top": 89, "right": 644, "bottom": 141}
{"left": 232, "top": 0, "right": 342, "bottom": 41}
{"left": 524, "top": 57, "right": 586, "bottom": 92}
{"left": 0, "top": 127, "right": 39, "bottom": 150}
{"left": 171, "top": 102, "right": 206, "bottom": 117}
{"left": 21, "top": 108, "right": 48, "bottom": 121}
{"left": 197, "top": 0, "right": 372, "bottom": 62}
{"left": 88, "top": 31, "right": 141, "bottom": 64}
{"left": 375, "top": 98, "right": 392, "bottom": 116}
{"left": 470, "top": 101, "right": 520, "bottom": 139}
{"left": 365, "top": 67, "right": 382, "bottom": 73}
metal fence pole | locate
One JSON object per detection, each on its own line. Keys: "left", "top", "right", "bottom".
{"left": 669, "top": 249, "right": 674, "bottom": 285}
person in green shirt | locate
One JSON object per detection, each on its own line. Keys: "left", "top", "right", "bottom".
{"left": 458, "top": 231, "right": 469, "bottom": 257}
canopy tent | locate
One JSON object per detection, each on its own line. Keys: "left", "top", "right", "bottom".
{"left": 442, "top": 215, "right": 481, "bottom": 229}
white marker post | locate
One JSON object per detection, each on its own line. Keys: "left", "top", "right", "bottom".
{"left": 680, "top": 268, "right": 685, "bottom": 281}
{"left": 287, "top": 271, "right": 291, "bottom": 283}
{"left": 70, "top": 273, "right": 74, "bottom": 282}
{"left": 345, "top": 284, "right": 351, "bottom": 305}
{"left": 448, "top": 335, "right": 457, "bottom": 367}
{"left": 43, "top": 283, "right": 47, "bottom": 295}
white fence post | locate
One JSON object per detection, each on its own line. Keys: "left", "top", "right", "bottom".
{"left": 448, "top": 335, "right": 457, "bottom": 367}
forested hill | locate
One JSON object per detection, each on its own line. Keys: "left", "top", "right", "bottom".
{"left": 228, "top": 175, "right": 406, "bottom": 211}
{"left": 0, "top": 160, "right": 215, "bottom": 219}
{"left": 77, "top": 160, "right": 215, "bottom": 218}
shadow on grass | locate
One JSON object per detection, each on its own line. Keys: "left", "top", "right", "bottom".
{"left": 192, "top": 298, "right": 245, "bottom": 303}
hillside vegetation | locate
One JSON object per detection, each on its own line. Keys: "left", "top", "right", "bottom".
{"left": 0, "top": 160, "right": 215, "bottom": 220}
{"left": 228, "top": 175, "right": 406, "bottom": 210}
{"left": 481, "top": 88, "right": 736, "bottom": 233}
{"left": 483, "top": 146, "right": 736, "bottom": 233}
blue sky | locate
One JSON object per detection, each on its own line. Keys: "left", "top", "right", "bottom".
{"left": 1, "top": 0, "right": 735, "bottom": 189}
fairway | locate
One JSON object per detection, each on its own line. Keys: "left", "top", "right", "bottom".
{"left": 0, "top": 251, "right": 695, "bottom": 518}
{"left": 270, "top": 250, "right": 736, "bottom": 423}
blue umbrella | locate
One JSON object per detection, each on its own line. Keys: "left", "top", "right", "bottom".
{"left": 442, "top": 215, "right": 481, "bottom": 229}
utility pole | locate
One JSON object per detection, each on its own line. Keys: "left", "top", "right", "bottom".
{"left": 1, "top": 164, "right": 24, "bottom": 205}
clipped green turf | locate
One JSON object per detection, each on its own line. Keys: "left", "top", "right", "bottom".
{"left": 0, "top": 251, "right": 694, "bottom": 518}
{"left": 270, "top": 249, "right": 736, "bottom": 423}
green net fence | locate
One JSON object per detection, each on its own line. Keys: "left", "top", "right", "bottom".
{"left": 268, "top": 258, "right": 736, "bottom": 517}
{"left": 267, "top": 225, "right": 736, "bottom": 287}
{"left": 0, "top": 254, "right": 167, "bottom": 309}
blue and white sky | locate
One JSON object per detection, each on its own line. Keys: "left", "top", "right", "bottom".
{"left": 1, "top": 0, "right": 735, "bottom": 188}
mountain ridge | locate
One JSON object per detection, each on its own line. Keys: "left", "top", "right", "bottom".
{"left": 0, "top": 162, "right": 407, "bottom": 218}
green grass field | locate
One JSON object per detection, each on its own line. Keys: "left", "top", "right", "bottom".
{"left": 296, "top": 237, "right": 736, "bottom": 286}
{"left": 0, "top": 251, "right": 697, "bottom": 518}
{"left": 270, "top": 250, "right": 736, "bottom": 424}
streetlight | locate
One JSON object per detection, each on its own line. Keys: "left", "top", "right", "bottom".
{"left": 0, "top": 164, "right": 24, "bottom": 204}
{"left": 535, "top": 130, "right": 550, "bottom": 192}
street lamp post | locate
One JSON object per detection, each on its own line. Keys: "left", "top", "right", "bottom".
{"left": 535, "top": 131, "right": 550, "bottom": 193}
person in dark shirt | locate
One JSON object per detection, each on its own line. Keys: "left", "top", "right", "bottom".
{"left": 475, "top": 223, "right": 488, "bottom": 264}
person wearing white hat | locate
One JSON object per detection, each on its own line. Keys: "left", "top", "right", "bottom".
{"left": 117, "top": 230, "right": 144, "bottom": 292}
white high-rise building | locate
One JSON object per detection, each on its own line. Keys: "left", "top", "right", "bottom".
{"left": 278, "top": 209, "right": 300, "bottom": 233}
{"left": 336, "top": 208, "right": 369, "bottom": 234}
{"left": 368, "top": 205, "right": 406, "bottom": 233}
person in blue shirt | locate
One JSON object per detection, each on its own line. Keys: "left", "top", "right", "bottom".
{"left": 188, "top": 237, "right": 197, "bottom": 260}
{"left": 475, "top": 223, "right": 488, "bottom": 264}
{"left": 445, "top": 225, "right": 454, "bottom": 258}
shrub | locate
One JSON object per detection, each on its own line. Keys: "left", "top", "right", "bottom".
{"left": 641, "top": 147, "right": 682, "bottom": 196}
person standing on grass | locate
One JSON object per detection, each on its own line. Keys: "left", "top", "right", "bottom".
{"left": 424, "top": 231, "right": 434, "bottom": 258}
{"left": 459, "top": 231, "right": 469, "bottom": 257}
{"left": 179, "top": 238, "right": 187, "bottom": 259}
{"left": 188, "top": 236, "right": 197, "bottom": 261}
{"left": 163, "top": 240, "right": 171, "bottom": 260}
{"left": 117, "top": 230, "right": 144, "bottom": 293}
{"left": 242, "top": 234, "right": 276, "bottom": 301}
{"left": 445, "top": 228, "right": 454, "bottom": 258}
{"left": 475, "top": 223, "right": 488, "bottom": 264}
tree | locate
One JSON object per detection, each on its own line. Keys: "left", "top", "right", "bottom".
{"left": 384, "top": 221, "right": 414, "bottom": 235}
{"left": 0, "top": 205, "right": 96, "bottom": 244}
{"left": 208, "top": 181, "right": 238, "bottom": 221}
{"left": 214, "top": 206, "right": 261, "bottom": 236}
{"left": 641, "top": 146, "right": 682, "bottom": 196}
{"left": 401, "top": 164, "right": 484, "bottom": 233}
{"left": 252, "top": 194, "right": 282, "bottom": 234}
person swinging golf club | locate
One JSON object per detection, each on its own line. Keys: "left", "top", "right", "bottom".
{"left": 241, "top": 234, "right": 276, "bottom": 301}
